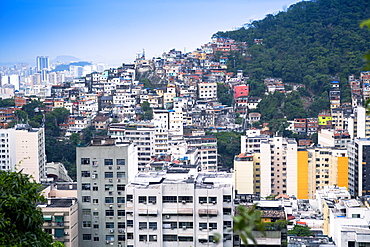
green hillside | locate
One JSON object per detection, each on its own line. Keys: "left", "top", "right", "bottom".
{"left": 214, "top": 0, "right": 370, "bottom": 100}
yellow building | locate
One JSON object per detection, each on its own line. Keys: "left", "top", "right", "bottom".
{"left": 318, "top": 113, "right": 332, "bottom": 126}
{"left": 297, "top": 148, "right": 348, "bottom": 199}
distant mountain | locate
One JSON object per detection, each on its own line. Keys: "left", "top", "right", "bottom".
{"left": 52, "top": 55, "right": 81, "bottom": 64}
{"left": 52, "top": 61, "right": 92, "bottom": 72}
{"left": 214, "top": 0, "right": 370, "bottom": 99}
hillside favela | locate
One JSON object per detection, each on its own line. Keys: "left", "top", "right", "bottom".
{"left": 1, "top": 0, "right": 370, "bottom": 246}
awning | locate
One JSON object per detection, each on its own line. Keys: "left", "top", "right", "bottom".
{"left": 138, "top": 209, "right": 147, "bottom": 215}
{"left": 54, "top": 216, "right": 64, "bottom": 222}
{"left": 178, "top": 208, "right": 192, "bottom": 214}
{"left": 162, "top": 208, "right": 178, "bottom": 214}
{"left": 148, "top": 209, "right": 157, "bottom": 215}
{"left": 43, "top": 215, "right": 52, "bottom": 221}
{"left": 198, "top": 234, "right": 209, "bottom": 240}
{"left": 54, "top": 213, "right": 64, "bottom": 216}
{"left": 198, "top": 209, "right": 218, "bottom": 215}
{"left": 178, "top": 233, "right": 193, "bottom": 237}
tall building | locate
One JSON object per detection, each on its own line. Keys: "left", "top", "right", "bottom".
{"left": 0, "top": 125, "right": 46, "bottom": 182}
{"left": 348, "top": 138, "right": 370, "bottom": 197}
{"left": 36, "top": 56, "right": 50, "bottom": 72}
{"left": 76, "top": 138, "right": 137, "bottom": 247}
{"left": 125, "top": 170, "right": 234, "bottom": 247}
{"left": 297, "top": 147, "right": 348, "bottom": 199}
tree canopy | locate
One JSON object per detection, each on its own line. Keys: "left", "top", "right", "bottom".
{"left": 0, "top": 171, "right": 53, "bottom": 246}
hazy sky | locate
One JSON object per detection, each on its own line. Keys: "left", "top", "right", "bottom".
{"left": 0, "top": 0, "right": 301, "bottom": 67}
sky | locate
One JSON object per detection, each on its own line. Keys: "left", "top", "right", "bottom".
{"left": 0, "top": 0, "right": 301, "bottom": 67}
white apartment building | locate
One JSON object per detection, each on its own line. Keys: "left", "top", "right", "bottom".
{"left": 0, "top": 125, "right": 46, "bottom": 182}
{"left": 198, "top": 82, "right": 217, "bottom": 100}
{"left": 259, "top": 137, "right": 297, "bottom": 197}
{"left": 77, "top": 139, "right": 138, "bottom": 247}
{"left": 125, "top": 171, "right": 234, "bottom": 247}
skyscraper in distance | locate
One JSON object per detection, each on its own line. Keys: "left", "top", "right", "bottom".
{"left": 36, "top": 56, "right": 50, "bottom": 72}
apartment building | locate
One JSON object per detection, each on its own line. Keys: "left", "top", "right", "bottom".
{"left": 297, "top": 148, "right": 348, "bottom": 199}
{"left": 125, "top": 170, "right": 234, "bottom": 247}
{"left": 39, "top": 182, "right": 78, "bottom": 247}
{"left": 198, "top": 82, "right": 217, "bottom": 100}
{"left": 348, "top": 138, "right": 370, "bottom": 197}
{"left": 0, "top": 125, "right": 46, "bottom": 182}
{"left": 77, "top": 139, "right": 138, "bottom": 247}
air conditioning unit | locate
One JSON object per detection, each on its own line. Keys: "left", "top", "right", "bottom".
{"left": 200, "top": 201, "right": 204, "bottom": 204}
{"left": 109, "top": 192, "right": 113, "bottom": 195}
{"left": 109, "top": 229, "right": 114, "bottom": 233}
{"left": 153, "top": 236, "right": 157, "bottom": 240}
{"left": 152, "top": 201, "right": 156, "bottom": 205}
{"left": 64, "top": 231, "right": 69, "bottom": 235}
{"left": 182, "top": 200, "right": 186, "bottom": 204}
{"left": 92, "top": 174, "right": 96, "bottom": 179}
{"left": 199, "top": 227, "right": 203, "bottom": 230}
{"left": 209, "top": 227, "right": 213, "bottom": 230}
{"left": 106, "top": 241, "right": 110, "bottom": 244}
{"left": 223, "top": 225, "right": 227, "bottom": 229}
{"left": 212, "top": 201, "right": 216, "bottom": 204}
{"left": 182, "top": 226, "right": 187, "bottom": 230}
{"left": 118, "top": 229, "right": 123, "bottom": 233}
{"left": 118, "top": 192, "right": 121, "bottom": 195}
{"left": 118, "top": 245, "right": 122, "bottom": 247}
{"left": 117, "top": 205, "right": 121, "bottom": 208}
{"left": 165, "top": 215, "right": 170, "bottom": 219}
{"left": 109, "top": 179, "right": 113, "bottom": 183}
{"left": 117, "top": 179, "right": 121, "bottom": 182}
{"left": 109, "top": 166, "right": 112, "bottom": 170}
{"left": 109, "top": 205, "right": 113, "bottom": 208}
{"left": 227, "top": 199, "right": 231, "bottom": 202}
{"left": 117, "top": 166, "right": 120, "bottom": 170}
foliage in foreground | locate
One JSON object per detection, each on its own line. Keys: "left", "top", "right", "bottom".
{"left": 0, "top": 171, "right": 53, "bottom": 246}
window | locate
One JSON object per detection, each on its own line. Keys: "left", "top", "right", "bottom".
{"left": 106, "top": 222, "right": 114, "bottom": 228}
{"left": 163, "top": 221, "right": 177, "bottom": 229}
{"left": 81, "top": 171, "right": 90, "bottom": 177}
{"left": 178, "top": 196, "right": 193, "bottom": 203}
{"left": 82, "top": 234, "right": 91, "bottom": 241}
{"left": 105, "top": 197, "right": 114, "bottom": 203}
{"left": 208, "top": 197, "right": 217, "bottom": 204}
{"left": 93, "top": 224, "right": 99, "bottom": 229}
{"left": 82, "top": 183, "right": 91, "bottom": 190}
{"left": 117, "top": 159, "right": 125, "bottom": 166}
{"left": 223, "top": 195, "right": 232, "bottom": 202}
{"left": 199, "top": 222, "right": 207, "bottom": 229}
{"left": 139, "top": 235, "right": 147, "bottom": 242}
{"left": 199, "top": 196, "right": 207, "bottom": 203}
{"left": 93, "top": 186, "right": 98, "bottom": 191}
{"left": 93, "top": 199, "right": 98, "bottom": 204}
{"left": 105, "top": 184, "right": 113, "bottom": 191}
{"left": 93, "top": 237, "right": 99, "bottom": 241}
{"left": 163, "top": 235, "right": 177, "bottom": 241}
{"left": 117, "top": 197, "right": 125, "bottom": 203}
{"left": 118, "top": 235, "right": 125, "bottom": 241}
{"left": 148, "top": 196, "right": 156, "bottom": 204}
{"left": 139, "top": 196, "right": 147, "bottom": 203}
{"left": 82, "top": 221, "right": 91, "bottom": 228}
{"left": 117, "top": 172, "right": 125, "bottom": 178}
{"left": 106, "top": 235, "right": 114, "bottom": 241}
{"left": 149, "top": 235, "right": 157, "bottom": 242}
{"left": 179, "top": 236, "right": 193, "bottom": 242}
{"left": 223, "top": 221, "right": 232, "bottom": 228}
{"left": 104, "top": 159, "right": 113, "bottom": 166}
{"left": 81, "top": 158, "right": 90, "bottom": 165}
{"left": 82, "top": 209, "right": 91, "bottom": 216}
{"left": 127, "top": 194, "right": 133, "bottom": 201}
{"left": 209, "top": 222, "right": 217, "bottom": 229}
{"left": 163, "top": 196, "right": 177, "bottom": 203}
{"left": 82, "top": 196, "right": 91, "bottom": 202}
{"left": 117, "top": 210, "right": 125, "bottom": 216}
{"left": 93, "top": 212, "right": 98, "bottom": 217}
{"left": 127, "top": 220, "right": 133, "bottom": 227}
{"left": 117, "top": 184, "right": 125, "bottom": 191}
{"left": 149, "top": 222, "right": 157, "bottom": 229}
{"left": 352, "top": 214, "right": 361, "bottom": 218}
{"left": 223, "top": 208, "right": 232, "bottom": 215}
{"left": 105, "top": 172, "right": 113, "bottom": 178}
{"left": 139, "top": 222, "right": 147, "bottom": 229}
{"left": 105, "top": 210, "right": 114, "bottom": 216}
{"left": 179, "top": 222, "right": 193, "bottom": 229}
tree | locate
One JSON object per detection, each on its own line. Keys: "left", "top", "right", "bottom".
{"left": 0, "top": 170, "right": 53, "bottom": 246}
{"left": 288, "top": 224, "right": 312, "bottom": 236}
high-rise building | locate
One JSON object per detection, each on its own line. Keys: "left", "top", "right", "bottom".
{"left": 0, "top": 125, "right": 46, "bottom": 182}
{"left": 125, "top": 170, "right": 234, "bottom": 247}
{"left": 348, "top": 138, "right": 370, "bottom": 197}
{"left": 36, "top": 56, "right": 50, "bottom": 72}
{"left": 76, "top": 138, "right": 137, "bottom": 247}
